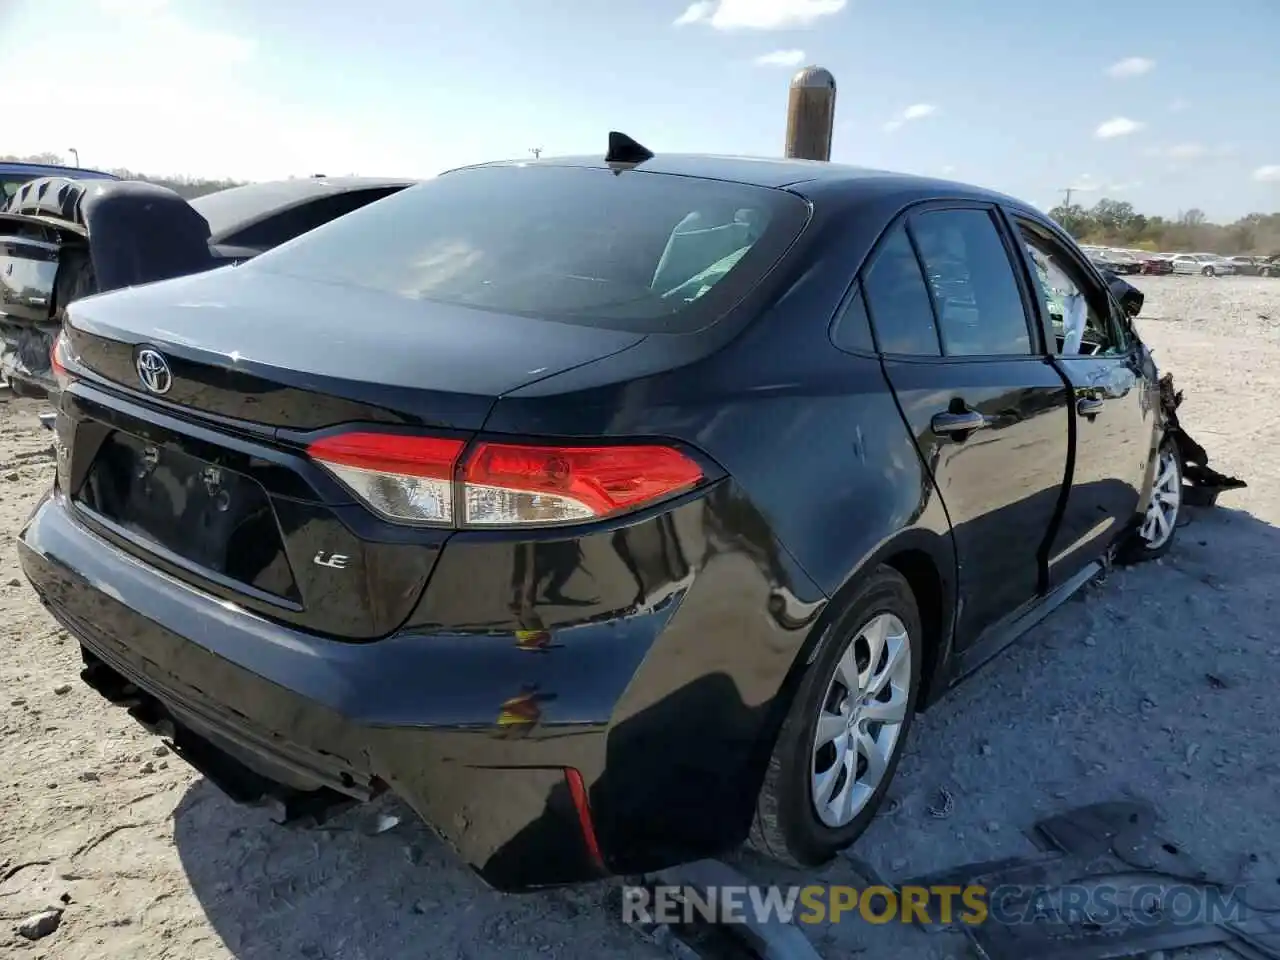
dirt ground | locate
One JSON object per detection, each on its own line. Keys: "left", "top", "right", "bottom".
{"left": 1, "top": 275, "right": 1277, "bottom": 959}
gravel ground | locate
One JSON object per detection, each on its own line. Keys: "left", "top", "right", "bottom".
{"left": 1, "top": 274, "right": 1277, "bottom": 959}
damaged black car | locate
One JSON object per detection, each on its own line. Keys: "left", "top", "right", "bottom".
{"left": 18, "top": 144, "right": 1245, "bottom": 892}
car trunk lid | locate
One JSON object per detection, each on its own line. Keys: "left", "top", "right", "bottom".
{"left": 57, "top": 267, "right": 645, "bottom": 640}
{"left": 65, "top": 266, "right": 645, "bottom": 429}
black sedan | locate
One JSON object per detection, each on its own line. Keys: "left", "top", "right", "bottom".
{"left": 20, "top": 145, "right": 1177, "bottom": 892}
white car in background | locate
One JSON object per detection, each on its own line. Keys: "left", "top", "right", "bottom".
{"left": 1169, "top": 253, "right": 1235, "bottom": 276}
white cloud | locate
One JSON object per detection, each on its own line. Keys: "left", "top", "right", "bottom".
{"left": 3, "top": 1, "right": 410, "bottom": 181}
{"left": 674, "top": 1, "right": 716, "bottom": 25}
{"left": 1144, "top": 143, "right": 1235, "bottom": 161}
{"left": 1095, "top": 117, "right": 1143, "bottom": 139}
{"left": 674, "top": 0, "right": 847, "bottom": 30}
{"left": 1106, "top": 56, "right": 1155, "bottom": 78}
{"left": 883, "top": 103, "right": 938, "bottom": 132}
{"left": 97, "top": 0, "right": 169, "bottom": 13}
{"left": 754, "top": 49, "right": 807, "bottom": 67}
{"left": 941, "top": 164, "right": 956, "bottom": 175}
{"left": 1105, "top": 180, "right": 1142, "bottom": 193}
{"left": 1167, "top": 143, "right": 1206, "bottom": 159}
{"left": 1069, "top": 174, "right": 1102, "bottom": 193}
{"left": 1254, "top": 165, "right": 1280, "bottom": 183}
{"left": 1168, "top": 98, "right": 1190, "bottom": 112}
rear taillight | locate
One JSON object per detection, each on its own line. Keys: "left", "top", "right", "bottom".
{"left": 50, "top": 331, "right": 75, "bottom": 390}
{"left": 307, "top": 432, "right": 703, "bottom": 528}
{"left": 307, "top": 432, "right": 466, "bottom": 524}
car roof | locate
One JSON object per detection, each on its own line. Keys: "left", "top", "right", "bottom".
{"left": 0, "top": 160, "right": 118, "bottom": 181}
{"left": 452, "top": 153, "right": 1027, "bottom": 208}
{"left": 189, "top": 176, "right": 418, "bottom": 242}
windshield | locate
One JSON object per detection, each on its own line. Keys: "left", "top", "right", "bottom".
{"left": 248, "top": 164, "right": 811, "bottom": 334}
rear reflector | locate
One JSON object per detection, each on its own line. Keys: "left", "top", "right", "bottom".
{"left": 307, "top": 431, "right": 703, "bottom": 528}
{"left": 564, "top": 767, "right": 605, "bottom": 870}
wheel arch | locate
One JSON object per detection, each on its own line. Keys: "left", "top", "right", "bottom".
{"left": 754, "top": 525, "right": 958, "bottom": 770}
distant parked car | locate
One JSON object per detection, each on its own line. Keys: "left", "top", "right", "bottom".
{"left": 1138, "top": 254, "right": 1173, "bottom": 275}
{"left": 1088, "top": 250, "right": 1141, "bottom": 275}
{"left": 1227, "top": 256, "right": 1278, "bottom": 277}
{"left": 1169, "top": 253, "right": 1234, "bottom": 276}
{"left": 0, "top": 160, "right": 118, "bottom": 203}
{"left": 1104, "top": 251, "right": 1143, "bottom": 275}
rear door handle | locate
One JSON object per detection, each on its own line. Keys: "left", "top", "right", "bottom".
{"left": 931, "top": 410, "right": 988, "bottom": 436}
{"left": 1076, "top": 397, "right": 1106, "bottom": 418}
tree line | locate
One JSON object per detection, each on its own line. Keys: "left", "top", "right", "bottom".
{"left": 1048, "top": 197, "right": 1280, "bottom": 257}
{"left": 2, "top": 152, "right": 244, "bottom": 200}
{"left": 7, "top": 151, "right": 1279, "bottom": 255}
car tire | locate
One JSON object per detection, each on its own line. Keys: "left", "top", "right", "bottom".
{"left": 748, "top": 566, "right": 922, "bottom": 868}
{"left": 1202, "top": 266, "right": 1215, "bottom": 277}
{"left": 1120, "top": 437, "right": 1182, "bottom": 563}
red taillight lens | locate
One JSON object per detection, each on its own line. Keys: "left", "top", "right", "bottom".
{"left": 50, "top": 331, "right": 75, "bottom": 390}
{"left": 463, "top": 442, "right": 703, "bottom": 526}
{"left": 306, "top": 432, "right": 703, "bottom": 528}
{"left": 307, "top": 432, "right": 466, "bottom": 524}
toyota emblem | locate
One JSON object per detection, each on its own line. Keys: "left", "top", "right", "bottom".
{"left": 135, "top": 348, "right": 173, "bottom": 395}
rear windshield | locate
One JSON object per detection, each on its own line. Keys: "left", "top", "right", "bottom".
{"left": 247, "top": 164, "right": 811, "bottom": 334}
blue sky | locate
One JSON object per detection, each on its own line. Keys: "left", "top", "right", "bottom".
{"left": 4, "top": 0, "right": 1278, "bottom": 220}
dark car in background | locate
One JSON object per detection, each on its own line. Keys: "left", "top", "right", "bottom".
{"left": 0, "top": 174, "right": 413, "bottom": 398}
{"left": 1088, "top": 250, "right": 1142, "bottom": 275}
{"left": 20, "top": 147, "right": 1179, "bottom": 892}
{"left": 1228, "top": 256, "right": 1278, "bottom": 277}
{"left": 0, "top": 161, "right": 118, "bottom": 202}
{"left": 1138, "top": 253, "right": 1173, "bottom": 275}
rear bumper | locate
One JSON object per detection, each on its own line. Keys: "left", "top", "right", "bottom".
{"left": 19, "top": 491, "right": 609, "bottom": 889}
{"left": 18, "top": 486, "right": 824, "bottom": 889}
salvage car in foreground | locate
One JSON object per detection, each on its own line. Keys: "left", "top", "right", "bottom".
{"left": 0, "top": 175, "right": 413, "bottom": 398}
{"left": 19, "top": 139, "right": 1235, "bottom": 891}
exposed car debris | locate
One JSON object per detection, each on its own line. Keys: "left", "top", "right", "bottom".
{"left": 1160, "top": 372, "right": 1248, "bottom": 506}
{"left": 1106, "top": 270, "right": 1247, "bottom": 508}
{"left": 900, "top": 799, "right": 1280, "bottom": 959}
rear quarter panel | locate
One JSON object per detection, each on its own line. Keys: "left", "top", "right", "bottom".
{"left": 487, "top": 193, "right": 958, "bottom": 702}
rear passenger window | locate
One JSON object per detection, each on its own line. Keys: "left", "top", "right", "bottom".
{"left": 862, "top": 226, "right": 940, "bottom": 356}
{"left": 912, "top": 209, "right": 1032, "bottom": 356}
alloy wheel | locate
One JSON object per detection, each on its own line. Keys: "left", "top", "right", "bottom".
{"left": 810, "top": 613, "right": 911, "bottom": 828}
{"left": 1140, "top": 447, "right": 1181, "bottom": 549}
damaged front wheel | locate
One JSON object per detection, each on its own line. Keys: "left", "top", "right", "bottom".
{"left": 1127, "top": 439, "right": 1183, "bottom": 561}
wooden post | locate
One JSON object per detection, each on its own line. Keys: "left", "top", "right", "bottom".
{"left": 785, "top": 66, "right": 837, "bottom": 161}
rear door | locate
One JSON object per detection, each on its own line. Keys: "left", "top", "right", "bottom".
{"left": 865, "top": 203, "right": 1072, "bottom": 647}
{"left": 1009, "top": 215, "right": 1155, "bottom": 588}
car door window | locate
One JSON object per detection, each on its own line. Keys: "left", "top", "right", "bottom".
{"left": 911, "top": 209, "right": 1033, "bottom": 357}
{"left": 1014, "top": 221, "right": 1127, "bottom": 357}
{"left": 861, "top": 224, "right": 941, "bottom": 356}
